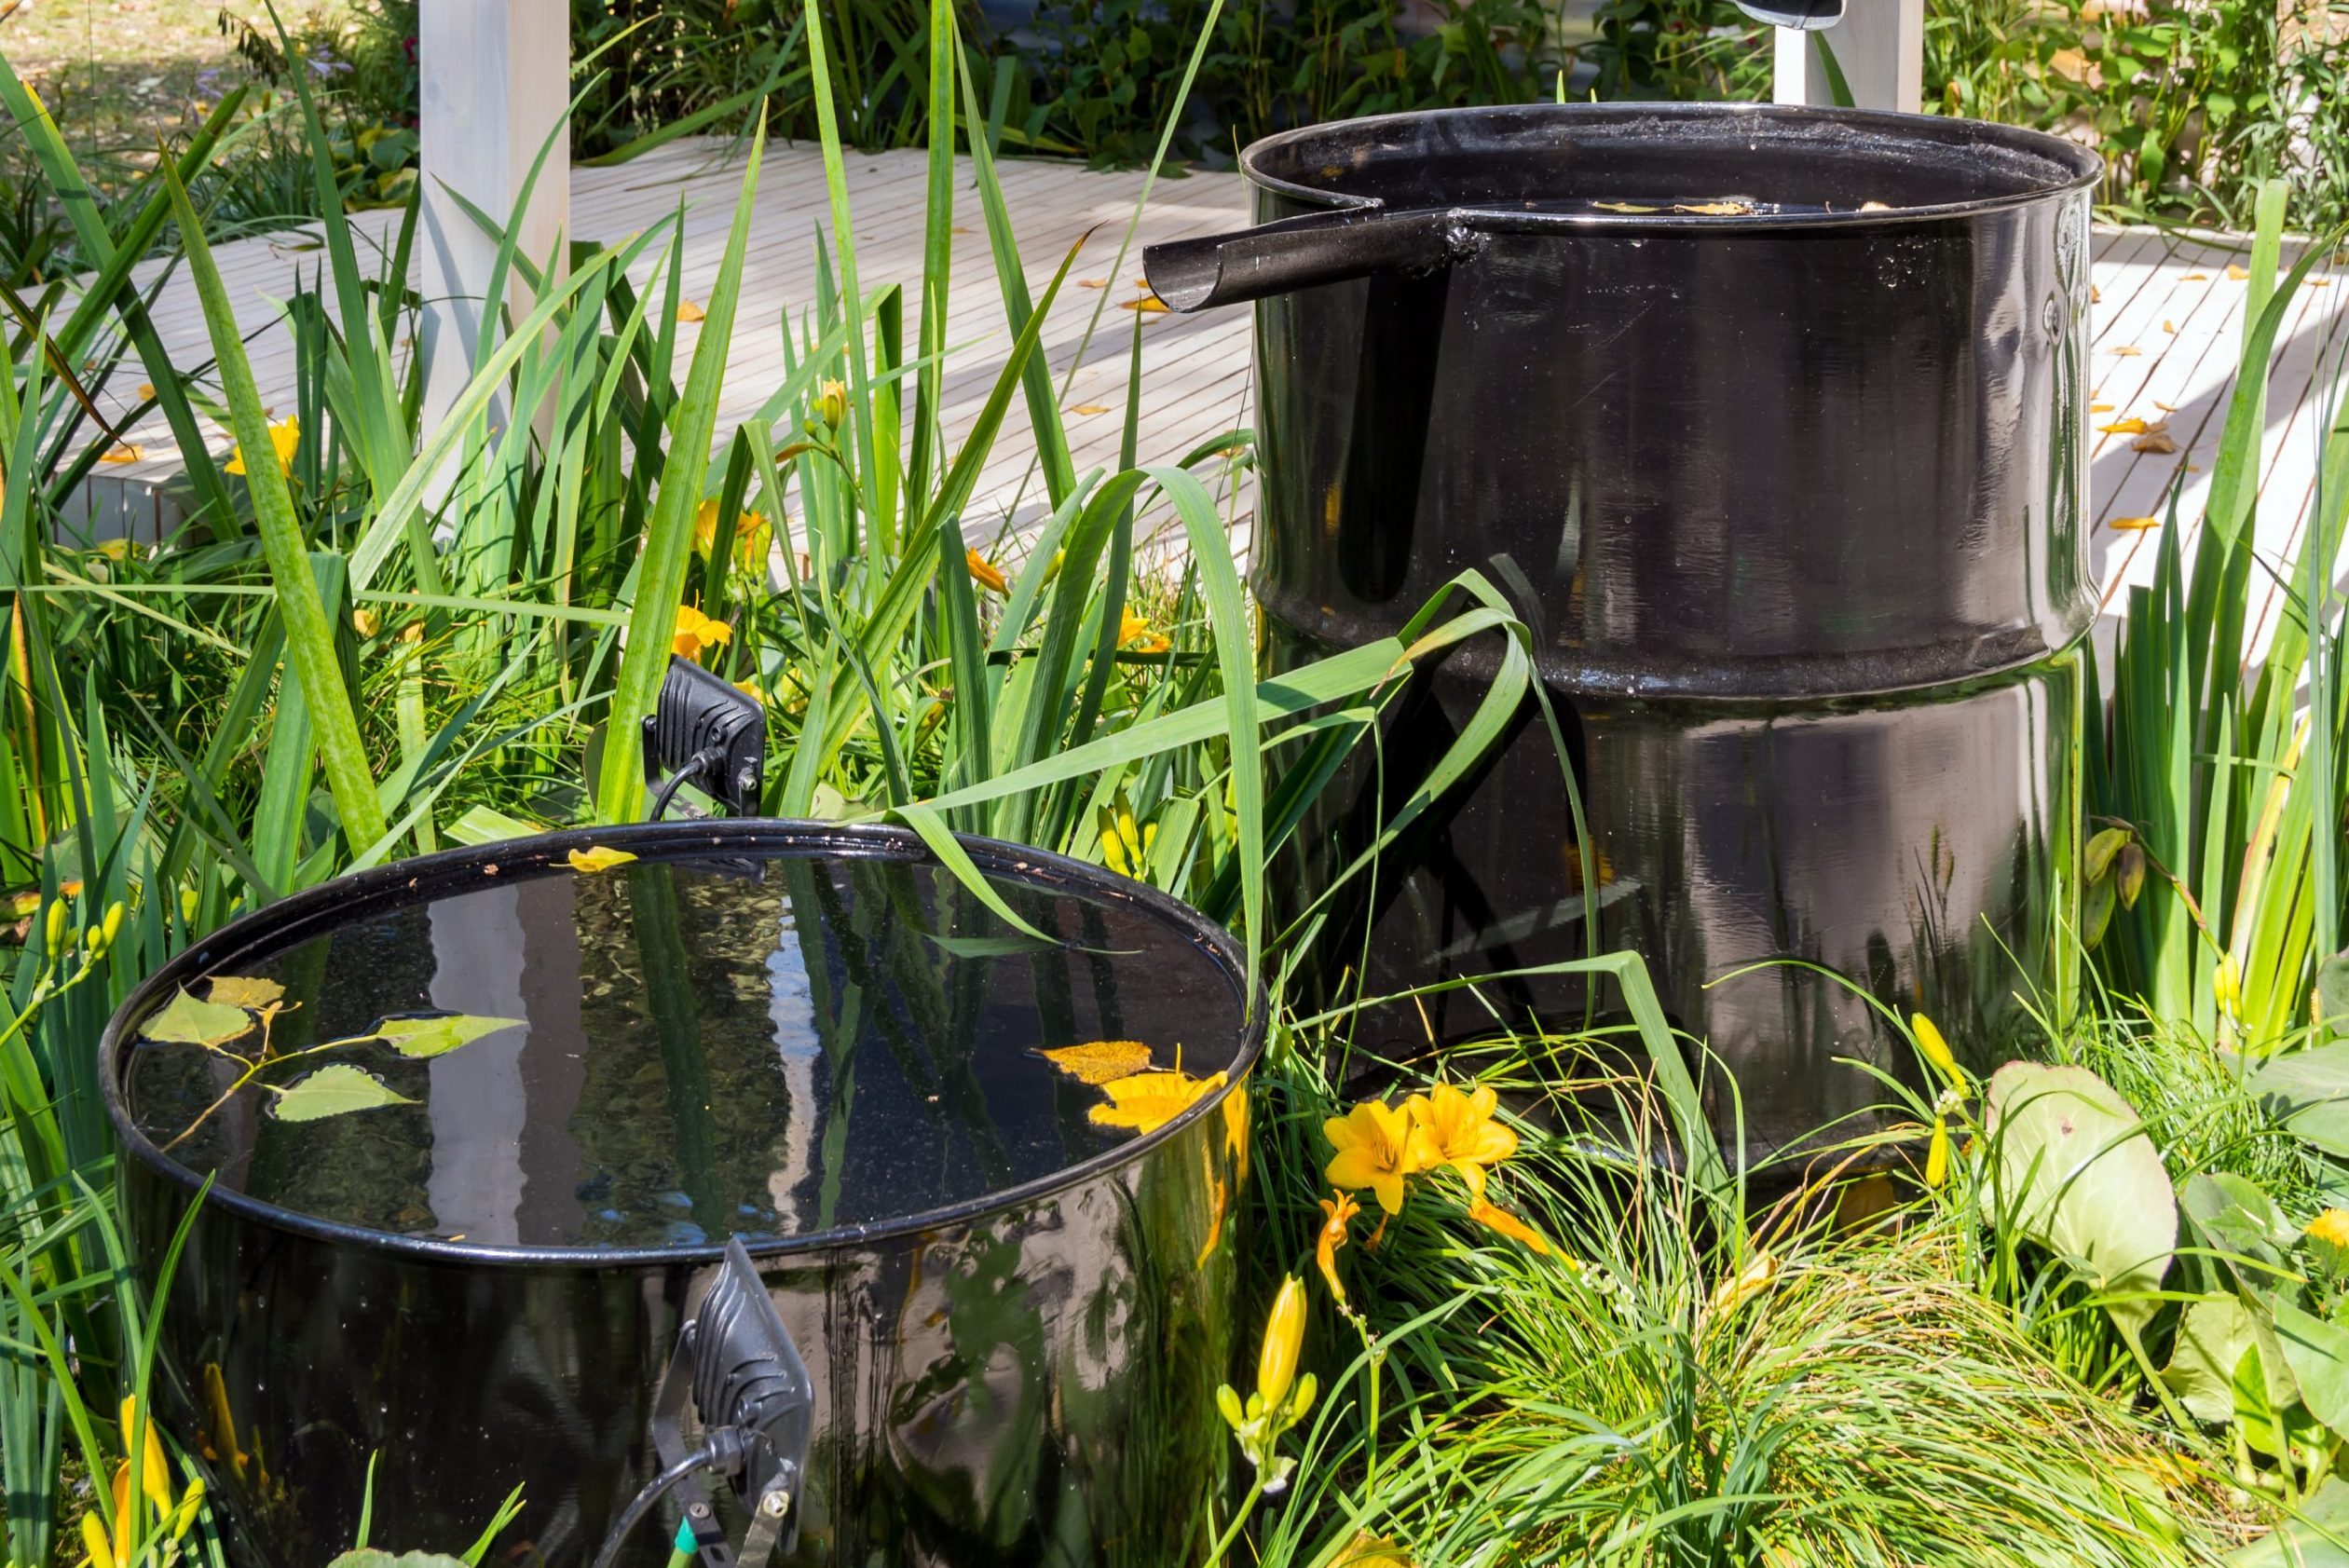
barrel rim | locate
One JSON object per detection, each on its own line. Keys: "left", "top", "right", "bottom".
{"left": 99, "top": 819, "right": 1267, "bottom": 1271}
{"left": 1237, "top": 102, "right": 2103, "bottom": 231}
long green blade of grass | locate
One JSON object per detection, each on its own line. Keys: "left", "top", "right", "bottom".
{"left": 160, "top": 163, "right": 388, "bottom": 852}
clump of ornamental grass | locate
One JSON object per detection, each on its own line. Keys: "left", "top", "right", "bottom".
{"left": 1224, "top": 1019, "right": 2249, "bottom": 1568}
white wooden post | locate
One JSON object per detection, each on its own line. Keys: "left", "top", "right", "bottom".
{"left": 1772, "top": 0, "right": 1926, "bottom": 113}
{"left": 417, "top": 0, "right": 569, "bottom": 440}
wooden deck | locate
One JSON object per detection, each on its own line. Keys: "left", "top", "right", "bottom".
{"left": 73, "top": 141, "right": 2346, "bottom": 634}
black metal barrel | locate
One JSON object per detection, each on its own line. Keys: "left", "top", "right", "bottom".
{"left": 101, "top": 822, "right": 1262, "bottom": 1567}
{"left": 1146, "top": 103, "right": 2099, "bottom": 1160}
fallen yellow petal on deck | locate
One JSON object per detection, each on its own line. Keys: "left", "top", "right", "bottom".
{"left": 2098, "top": 417, "right": 2151, "bottom": 434}
{"left": 2227, "top": 263, "right": 2250, "bottom": 280}
{"left": 1089, "top": 1069, "right": 1226, "bottom": 1134}
{"left": 676, "top": 299, "right": 706, "bottom": 322}
{"left": 1121, "top": 296, "right": 1170, "bottom": 314}
{"left": 99, "top": 444, "right": 144, "bottom": 464}
{"left": 2110, "top": 516, "right": 2163, "bottom": 531}
{"left": 2109, "top": 345, "right": 2141, "bottom": 357}
{"left": 2090, "top": 402, "right": 2114, "bottom": 412}
{"left": 1037, "top": 1040, "right": 1154, "bottom": 1085}
{"left": 137, "top": 382, "right": 157, "bottom": 400}
{"left": 1070, "top": 403, "right": 1113, "bottom": 416}
{"left": 567, "top": 846, "right": 639, "bottom": 874}
{"left": 1079, "top": 278, "right": 1108, "bottom": 288}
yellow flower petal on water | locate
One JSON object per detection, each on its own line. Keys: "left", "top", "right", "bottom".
{"left": 1036, "top": 1039, "right": 1154, "bottom": 1085}
{"left": 567, "top": 846, "right": 639, "bottom": 874}
{"left": 676, "top": 299, "right": 707, "bottom": 322}
{"left": 1089, "top": 1069, "right": 1225, "bottom": 1134}
{"left": 964, "top": 548, "right": 1009, "bottom": 595}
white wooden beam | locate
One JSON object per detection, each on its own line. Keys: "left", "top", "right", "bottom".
{"left": 417, "top": 0, "right": 569, "bottom": 440}
{"left": 1772, "top": 0, "right": 1925, "bottom": 113}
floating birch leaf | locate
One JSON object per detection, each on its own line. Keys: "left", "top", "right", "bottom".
{"left": 567, "top": 845, "right": 638, "bottom": 873}
{"left": 1089, "top": 1070, "right": 1226, "bottom": 1134}
{"left": 1673, "top": 200, "right": 1753, "bottom": 215}
{"left": 208, "top": 975, "right": 285, "bottom": 1011}
{"left": 273, "top": 1065, "right": 413, "bottom": 1122}
{"left": 1593, "top": 200, "right": 1658, "bottom": 213}
{"left": 143, "top": 988, "right": 256, "bottom": 1047}
{"left": 1037, "top": 1040, "right": 1154, "bottom": 1086}
{"left": 374, "top": 1013, "right": 522, "bottom": 1059}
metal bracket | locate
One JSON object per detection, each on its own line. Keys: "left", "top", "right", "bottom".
{"left": 650, "top": 1239, "right": 814, "bottom": 1568}
{"left": 642, "top": 655, "right": 766, "bottom": 819}
{"left": 1736, "top": 0, "right": 1843, "bottom": 24}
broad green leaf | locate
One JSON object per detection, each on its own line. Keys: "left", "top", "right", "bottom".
{"left": 2181, "top": 1170, "right": 2299, "bottom": 1286}
{"left": 2250, "top": 1043, "right": 2349, "bottom": 1157}
{"left": 2161, "top": 1293, "right": 2265, "bottom": 1425}
{"left": 207, "top": 976, "right": 286, "bottom": 1011}
{"left": 373, "top": 1014, "right": 522, "bottom": 1059}
{"left": 143, "top": 988, "right": 255, "bottom": 1048}
{"left": 2230, "top": 1476, "right": 2349, "bottom": 1566}
{"left": 273, "top": 1066, "right": 413, "bottom": 1122}
{"left": 2319, "top": 949, "right": 2349, "bottom": 1031}
{"left": 1985, "top": 1061, "right": 2176, "bottom": 1330}
{"left": 2273, "top": 1297, "right": 2349, "bottom": 1439}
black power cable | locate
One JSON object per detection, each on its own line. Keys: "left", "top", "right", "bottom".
{"left": 588, "top": 1434, "right": 739, "bottom": 1568}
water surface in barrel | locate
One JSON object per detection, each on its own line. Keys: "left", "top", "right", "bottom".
{"left": 125, "top": 851, "right": 1244, "bottom": 1249}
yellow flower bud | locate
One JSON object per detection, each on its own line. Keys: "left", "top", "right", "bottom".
{"left": 180, "top": 885, "right": 199, "bottom": 924}
{"left": 1925, "top": 1114, "right": 1949, "bottom": 1189}
{"left": 2215, "top": 951, "right": 2242, "bottom": 1015}
{"left": 1910, "top": 1013, "right": 1964, "bottom": 1094}
{"left": 99, "top": 902, "right": 124, "bottom": 953}
{"left": 817, "top": 379, "right": 847, "bottom": 429}
{"left": 1257, "top": 1274, "right": 1307, "bottom": 1411}
{"left": 44, "top": 897, "right": 67, "bottom": 956}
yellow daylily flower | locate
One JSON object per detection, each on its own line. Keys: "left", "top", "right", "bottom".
{"left": 225, "top": 415, "right": 299, "bottom": 477}
{"left": 350, "top": 607, "right": 380, "bottom": 638}
{"left": 1097, "top": 798, "right": 1155, "bottom": 879}
{"left": 1316, "top": 1189, "right": 1359, "bottom": 1308}
{"left": 1324, "top": 1098, "right": 1437, "bottom": 1216}
{"left": 671, "top": 604, "right": 733, "bottom": 663}
{"left": 1118, "top": 607, "right": 1171, "bottom": 655}
{"left": 692, "top": 498, "right": 772, "bottom": 573}
{"left": 816, "top": 378, "right": 847, "bottom": 429}
{"left": 964, "top": 548, "right": 1010, "bottom": 595}
{"left": 1404, "top": 1081, "right": 1518, "bottom": 1198}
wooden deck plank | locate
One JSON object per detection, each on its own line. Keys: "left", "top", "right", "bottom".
{"left": 63, "top": 144, "right": 2345, "bottom": 654}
